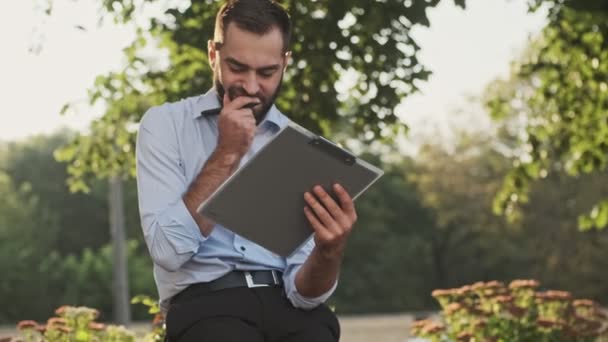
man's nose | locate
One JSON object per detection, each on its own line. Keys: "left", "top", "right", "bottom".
{"left": 242, "top": 72, "right": 260, "bottom": 95}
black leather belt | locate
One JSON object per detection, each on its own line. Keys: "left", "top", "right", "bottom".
{"left": 171, "top": 270, "right": 283, "bottom": 305}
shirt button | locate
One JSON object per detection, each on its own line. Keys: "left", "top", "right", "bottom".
{"left": 240, "top": 246, "right": 246, "bottom": 251}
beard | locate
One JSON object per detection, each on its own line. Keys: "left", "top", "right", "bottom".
{"left": 214, "top": 69, "right": 282, "bottom": 125}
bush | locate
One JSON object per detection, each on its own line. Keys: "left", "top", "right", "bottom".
{"left": 16, "top": 306, "right": 135, "bottom": 342}
{"left": 130, "top": 295, "right": 165, "bottom": 341}
{"left": 411, "top": 279, "right": 608, "bottom": 342}
{"left": 0, "top": 239, "right": 156, "bottom": 323}
{"left": 13, "top": 298, "right": 165, "bottom": 342}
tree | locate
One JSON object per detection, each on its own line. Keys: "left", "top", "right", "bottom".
{"left": 50, "top": 0, "right": 465, "bottom": 189}
{"left": 517, "top": 170, "right": 608, "bottom": 302}
{"left": 408, "top": 131, "right": 530, "bottom": 288}
{"left": 332, "top": 156, "right": 439, "bottom": 313}
{"left": 401, "top": 127, "right": 608, "bottom": 306}
{"left": 334, "top": 125, "right": 608, "bottom": 313}
{"left": 486, "top": 1, "right": 608, "bottom": 230}
{"left": 0, "top": 134, "right": 149, "bottom": 323}
{"left": 48, "top": 1, "right": 464, "bottom": 321}
{"left": 0, "top": 170, "right": 52, "bottom": 321}
{"left": 2, "top": 133, "right": 107, "bottom": 254}
{"left": 1, "top": 132, "right": 142, "bottom": 254}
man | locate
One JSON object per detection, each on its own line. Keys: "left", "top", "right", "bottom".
{"left": 136, "top": 1, "right": 357, "bottom": 341}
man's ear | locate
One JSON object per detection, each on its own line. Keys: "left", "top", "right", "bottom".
{"left": 282, "top": 51, "right": 292, "bottom": 73}
{"left": 208, "top": 40, "right": 217, "bottom": 68}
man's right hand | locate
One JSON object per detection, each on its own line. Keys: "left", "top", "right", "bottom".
{"left": 216, "top": 94, "right": 260, "bottom": 158}
{"left": 183, "top": 94, "right": 260, "bottom": 237}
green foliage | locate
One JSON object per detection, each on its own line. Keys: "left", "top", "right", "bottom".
{"left": 0, "top": 170, "right": 55, "bottom": 322}
{"left": 515, "top": 171, "right": 608, "bottom": 302}
{"left": 333, "top": 156, "right": 439, "bottom": 312}
{"left": 130, "top": 295, "right": 165, "bottom": 341}
{"left": 412, "top": 280, "right": 608, "bottom": 342}
{"left": 52, "top": 0, "right": 466, "bottom": 190}
{"left": 486, "top": 2, "right": 608, "bottom": 230}
{"left": 0, "top": 234, "right": 155, "bottom": 322}
{"left": 1, "top": 131, "right": 143, "bottom": 249}
{"left": 16, "top": 306, "right": 136, "bottom": 342}
{"left": 580, "top": 200, "right": 608, "bottom": 231}
{"left": 4, "top": 126, "right": 608, "bottom": 321}
{"left": 0, "top": 133, "right": 155, "bottom": 322}
{"left": 1, "top": 132, "right": 110, "bottom": 253}
{"left": 130, "top": 296, "right": 159, "bottom": 316}
{"left": 15, "top": 299, "right": 166, "bottom": 342}
{"left": 40, "top": 240, "right": 156, "bottom": 322}
{"left": 406, "top": 132, "right": 531, "bottom": 288}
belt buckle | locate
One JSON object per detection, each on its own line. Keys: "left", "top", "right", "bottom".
{"left": 244, "top": 271, "right": 270, "bottom": 288}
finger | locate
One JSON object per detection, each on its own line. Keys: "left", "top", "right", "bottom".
{"left": 312, "top": 185, "right": 350, "bottom": 228}
{"left": 225, "top": 96, "right": 260, "bottom": 111}
{"left": 223, "top": 93, "right": 230, "bottom": 108}
{"left": 242, "top": 101, "right": 258, "bottom": 109}
{"left": 333, "top": 183, "right": 357, "bottom": 222}
{"left": 218, "top": 109, "right": 256, "bottom": 131}
{"left": 304, "top": 206, "right": 333, "bottom": 241}
{"left": 234, "top": 108, "right": 257, "bottom": 118}
{"left": 220, "top": 107, "right": 255, "bottom": 122}
{"left": 231, "top": 110, "right": 257, "bottom": 129}
{"left": 304, "top": 191, "right": 341, "bottom": 234}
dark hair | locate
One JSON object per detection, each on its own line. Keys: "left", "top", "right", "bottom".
{"left": 214, "top": 0, "right": 291, "bottom": 52}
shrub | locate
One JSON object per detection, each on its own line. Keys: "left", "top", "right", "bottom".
{"left": 0, "top": 240, "right": 156, "bottom": 323}
{"left": 130, "top": 295, "right": 165, "bottom": 342}
{"left": 13, "top": 297, "right": 165, "bottom": 342}
{"left": 16, "top": 306, "right": 135, "bottom": 342}
{"left": 411, "top": 279, "right": 608, "bottom": 342}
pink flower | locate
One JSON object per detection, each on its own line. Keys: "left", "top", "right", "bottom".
{"left": 17, "top": 320, "right": 38, "bottom": 330}
{"left": 88, "top": 322, "right": 106, "bottom": 331}
{"left": 55, "top": 305, "right": 70, "bottom": 316}
{"left": 47, "top": 318, "right": 68, "bottom": 327}
{"left": 509, "top": 279, "right": 540, "bottom": 289}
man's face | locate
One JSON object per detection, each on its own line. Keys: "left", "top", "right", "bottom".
{"left": 209, "top": 23, "right": 289, "bottom": 122}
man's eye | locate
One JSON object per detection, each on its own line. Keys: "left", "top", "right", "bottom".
{"left": 229, "top": 66, "right": 246, "bottom": 73}
{"left": 259, "top": 71, "right": 275, "bottom": 78}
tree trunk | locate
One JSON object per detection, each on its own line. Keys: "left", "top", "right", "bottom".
{"left": 109, "top": 175, "right": 131, "bottom": 324}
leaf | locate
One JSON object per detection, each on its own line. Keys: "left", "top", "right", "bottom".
{"left": 581, "top": 200, "right": 608, "bottom": 231}
{"left": 487, "top": 4, "right": 608, "bottom": 230}
{"left": 60, "top": 103, "right": 70, "bottom": 116}
{"left": 453, "top": 0, "right": 466, "bottom": 9}
{"left": 51, "top": 0, "right": 454, "bottom": 189}
{"left": 596, "top": 203, "right": 608, "bottom": 229}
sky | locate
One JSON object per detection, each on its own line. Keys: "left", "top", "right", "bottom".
{"left": 0, "top": 0, "right": 135, "bottom": 142}
{"left": 0, "top": 0, "right": 547, "bottom": 143}
{"left": 400, "top": 0, "right": 546, "bottom": 144}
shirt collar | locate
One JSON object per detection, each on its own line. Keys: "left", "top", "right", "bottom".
{"left": 192, "top": 88, "right": 287, "bottom": 131}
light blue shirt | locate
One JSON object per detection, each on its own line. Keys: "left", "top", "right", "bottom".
{"left": 136, "top": 89, "right": 336, "bottom": 313}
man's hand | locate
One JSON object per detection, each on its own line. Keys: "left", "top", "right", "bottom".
{"left": 294, "top": 183, "right": 357, "bottom": 298}
{"left": 216, "top": 94, "right": 260, "bottom": 158}
{"left": 303, "top": 183, "right": 357, "bottom": 260}
{"left": 183, "top": 94, "right": 259, "bottom": 237}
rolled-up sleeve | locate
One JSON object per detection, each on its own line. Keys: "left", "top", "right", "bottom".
{"left": 136, "top": 105, "right": 207, "bottom": 272}
{"left": 282, "top": 238, "right": 338, "bottom": 310}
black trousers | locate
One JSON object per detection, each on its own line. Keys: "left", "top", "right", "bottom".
{"left": 166, "top": 286, "right": 340, "bottom": 342}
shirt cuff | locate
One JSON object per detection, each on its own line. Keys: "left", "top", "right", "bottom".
{"left": 157, "top": 198, "right": 208, "bottom": 255}
{"left": 283, "top": 265, "right": 338, "bottom": 310}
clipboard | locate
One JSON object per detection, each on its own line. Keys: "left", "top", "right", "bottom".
{"left": 197, "top": 122, "right": 384, "bottom": 257}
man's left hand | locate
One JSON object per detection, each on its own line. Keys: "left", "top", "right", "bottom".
{"left": 303, "top": 183, "right": 357, "bottom": 260}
